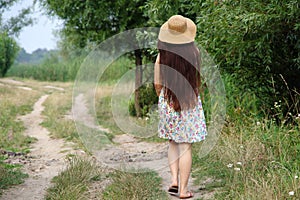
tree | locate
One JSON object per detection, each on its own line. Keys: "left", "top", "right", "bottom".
{"left": 39, "top": 0, "right": 150, "bottom": 116}
{"left": 194, "top": 0, "right": 300, "bottom": 113}
{"left": 0, "top": 0, "right": 33, "bottom": 77}
{"left": 0, "top": 32, "right": 18, "bottom": 77}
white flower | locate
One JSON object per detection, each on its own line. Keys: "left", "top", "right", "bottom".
{"left": 295, "top": 175, "right": 298, "bottom": 179}
{"left": 145, "top": 117, "right": 149, "bottom": 121}
{"left": 298, "top": 114, "right": 300, "bottom": 117}
{"left": 240, "top": 145, "right": 244, "bottom": 149}
{"left": 236, "top": 162, "right": 242, "bottom": 165}
{"left": 288, "top": 191, "right": 294, "bottom": 196}
{"left": 256, "top": 122, "right": 261, "bottom": 126}
{"left": 234, "top": 167, "right": 240, "bottom": 171}
{"left": 227, "top": 163, "right": 233, "bottom": 168}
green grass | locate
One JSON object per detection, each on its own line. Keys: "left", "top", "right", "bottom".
{"left": 191, "top": 77, "right": 300, "bottom": 199}
{"left": 6, "top": 55, "right": 83, "bottom": 82}
{"left": 0, "top": 162, "right": 29, "bottom": 194}
{"left": 41, "top": 90, "right": 79, "bottom": 142}
{"left": 192, "top": 121, "right": 299, "bottom": 199}
{"left": 95, "top": 92, "right": 124, "bottom": 135}
{"left": 102, "top": 169, "right": 168, "bottom": 200}
{"left": 7, "top": 55, "right": 132, "bottom": 83}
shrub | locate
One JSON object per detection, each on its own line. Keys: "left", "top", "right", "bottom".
{"left": 129, "top": 84, "right": 158, "bottom": 117}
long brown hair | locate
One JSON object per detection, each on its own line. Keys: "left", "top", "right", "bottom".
{"left": 158, "top": 40, "right": 201, "bottom": 112}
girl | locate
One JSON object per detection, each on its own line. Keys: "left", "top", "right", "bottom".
{"left": 154, "top": 15, "right": 207, "bottom": 199}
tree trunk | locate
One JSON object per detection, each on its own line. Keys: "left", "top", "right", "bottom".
{"left": 134, "top": 49, "right": 143, "bottom": 117}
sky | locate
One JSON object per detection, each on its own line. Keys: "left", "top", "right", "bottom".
{"left": 3, "top": 0, "right": 62, "bottom": 53}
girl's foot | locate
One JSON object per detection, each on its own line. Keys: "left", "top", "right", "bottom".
{"left": 179, "top": 191, "right": 193, "bottom": 199}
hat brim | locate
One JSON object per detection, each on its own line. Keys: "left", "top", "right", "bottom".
{"left": 158, "top": 18, "right": 196, "bottom": 44}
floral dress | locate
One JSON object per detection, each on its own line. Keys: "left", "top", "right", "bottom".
{"left": 158, "top": 90, "right": 207, "bottom": 143}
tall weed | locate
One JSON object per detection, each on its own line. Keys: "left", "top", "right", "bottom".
{"left": 192, "top": 73, "right": 300, "bottom": 199}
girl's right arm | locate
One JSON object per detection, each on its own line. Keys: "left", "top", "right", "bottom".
{"left": 154, "top": 54, "right": 162, "bottom": 96}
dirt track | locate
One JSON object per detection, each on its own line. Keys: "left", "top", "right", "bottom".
{"left": 0, "top": 79, "right": 214, "bottom": 200}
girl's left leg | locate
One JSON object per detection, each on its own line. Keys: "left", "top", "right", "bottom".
{"left": 168, "top": 140, "right": 179, "bottom": 187}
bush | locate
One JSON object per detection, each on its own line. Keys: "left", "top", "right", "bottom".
{"left": 129, "top": 84, "right": 158, "bottom": 117}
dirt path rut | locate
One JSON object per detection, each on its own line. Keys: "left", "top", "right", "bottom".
{"left": 74, "top": 94, "right": 210, "bottom": 200}
{"left": 1, "top": 94, "right": 78, "bottom": 200}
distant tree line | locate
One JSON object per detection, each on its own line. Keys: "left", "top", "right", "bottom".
{"left": 15, "top": 48, "right": 58, "bottom": 64}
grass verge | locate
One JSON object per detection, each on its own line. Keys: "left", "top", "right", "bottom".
{"left": 101, "top": 169, "right": 168, "bottom": 200}
{"left": 40, "top": 86, "right": 83, "bottom": 148}
{"left": 192, "top": 104, "right": 300, "bottom": 199}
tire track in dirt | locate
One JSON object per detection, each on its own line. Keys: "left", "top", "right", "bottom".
{"left": 74, "top": 94, "right": 213, "bottom": 200}
{"left": 1, "top": 84, "right": 80, "bottom": 200}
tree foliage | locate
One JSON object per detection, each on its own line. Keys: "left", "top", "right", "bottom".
{"left": 0, "top": 32, "right": 18, "bottom": 77}
{"left": 0, "top": 0, "right": 33, "bottom": 37}
{"left": 0, "top": 0, "right": 33, "bottom": 77}
{"left": 39, "top": 0, "right": 151, "bottom": 116}
{"left": 147, "top": 0, "right": 300, "bottom": 113}
{"left": 39, "top": 0, "right": 299, "bottom": 114}
{"left": 195, "top": 1, "right": 300, "bottom": 108}
{"left": 39, "top": 0, "right": 148, "bottom": 48}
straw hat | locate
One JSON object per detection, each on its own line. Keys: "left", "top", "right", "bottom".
{"left": 158, "top": 15, "right": 197, "bottom": 44}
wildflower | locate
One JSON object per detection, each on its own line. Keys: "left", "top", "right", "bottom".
{"left": 288, "top": 191, "right": 294, "bottom": 196}
{"left": 234, "top": 167, "right": 240, "bottom": 171}
{"left": 145, "top": 117, "right": 149, "bottom": 121}
{"left": 227, "top": 163, "right": 233, "bottom": 168}
{"left": 236, "top": 162, "right": 242, "bottom": 165}
{"left": 274, "top": 101, "right": 281, "bottom": 108}
{"left": 295, "top": 175, "right": 298, "bottom": 179}
{"left": 240, "top": 145, "right": 244, "bottom": 149}
{"left": 256, "top": 122, "right": 261, "bottom": 126}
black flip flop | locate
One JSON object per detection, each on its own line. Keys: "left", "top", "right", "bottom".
{"left": 167, "top": 186, "right": 178, "bottom": 195}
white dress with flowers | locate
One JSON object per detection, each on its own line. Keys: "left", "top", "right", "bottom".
{"left": 158, "top": 90, "right": 207, "bottom": 143}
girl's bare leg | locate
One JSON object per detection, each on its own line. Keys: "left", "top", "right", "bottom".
{"left": 178, "top": 143, "right": 192, "bottom": 196}
{"left": 168, "top": 140, "right": 179, "bottom": 187}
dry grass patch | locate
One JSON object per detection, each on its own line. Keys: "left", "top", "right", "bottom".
{"left": 45, "top": 156, "right": 103, "bottom": 200}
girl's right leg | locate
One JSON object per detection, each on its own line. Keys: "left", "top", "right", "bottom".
{"left": 178, "top": 143, "right": 193, "bottom": 198}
